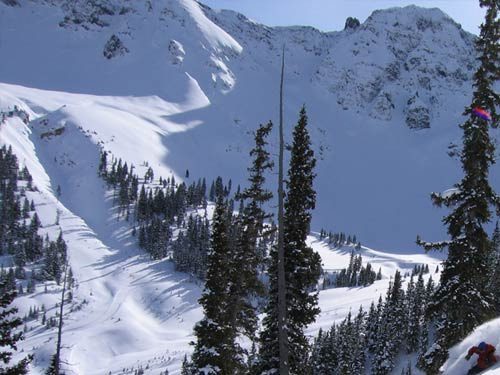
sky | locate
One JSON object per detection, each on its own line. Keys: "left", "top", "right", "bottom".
{"left": 200, "top": 0, "right": 485, "bottom": 35}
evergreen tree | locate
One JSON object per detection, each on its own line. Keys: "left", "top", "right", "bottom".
{"left": 258, "top": 244, "right": 281, "bottom": 373}
{"left": 404, "top": 276, "right": 418, "bottom": 353}
{"left": 309, "top": 328, "right": 324, "bottom": 374}
{"left": 209, "top": 181, "right": 215, "bottom": 202}
{"left": 283, "top": 106, "right": 321, "bottom": 373}
{"left": 191, "top": 194, "right": 244, "bottom": 374}
{"left": 0, "top": 281, "right": 31, "bottom": 374}
{"left": 181, "top": 355, "right": 193, "bottom": 375}
{"left": 311, "top": 307, "right": 366, "bottom": 375}
{"left": 45, "top": 355, "right": 58, "bottom": 375}
{"left": 335, "top": 252, "right": 376, "bottom": 288}
{"left": 230, "top": 121, "right": 274, "bottom": 339}
{"left": 417, "top": 1, "right": 499, "bottom": 372}
{"left": 490, "top": 222, "right": 500, "bottom": 313}
{"left": 260, "top": 106, "right": 321, "bottom": 374}
{"left": 311, "top": 327, "right": 334, "bottom": 375}
{"left": 136, "top": 185, "right": 148, "bottom": 222}
{"left": 365, "top": 299, "right": 378, "bottom": 354}
{"left": 98, "top": 151, "right": 107, "bottom": 177}
{"left": 172, "top": 215, "right": 209, "bottom": 278}
{"left": 351, "top": 307, "right": 366, "bottom": 374}
{"left": 336, "top": 312, "right": 355, "bottom": 374}
{"left": 323, "top": 325, "right": 338, "bottom": 374}
{"left": 21, "top": 199, "right": 29, "bottom": 219}
{"left": 412, "top": 274, "right": 428, "bottom": 357}
{"left": 42, "top": 233, "right": 67, "bottom": 284}
{"left": 372, "top": 271, "right": 405, "bottom": 374}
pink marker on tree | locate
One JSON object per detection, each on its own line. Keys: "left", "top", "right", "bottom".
{"left": 472, "top": 107, "right": 492, "bottom": 121}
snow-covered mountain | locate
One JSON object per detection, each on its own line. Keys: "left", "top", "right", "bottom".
{"left": 0, "top": 0, "right": 499, "bottom": 373}
{"left": 2, "top": 0, "right": 497, "bottom": 251}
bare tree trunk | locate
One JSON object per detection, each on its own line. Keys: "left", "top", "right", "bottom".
{"left": 278, "top": 44, "right": 289, "bottom": 375}
{"left": 55, "top": 262, "right": 68, "bottom": 375}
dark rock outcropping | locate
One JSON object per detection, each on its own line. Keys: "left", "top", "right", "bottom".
{"left": 344, "top": 17, "right": 361, "bottom": 30}
{"left": 103, "top": 34, "right": 129, "bottom": 59}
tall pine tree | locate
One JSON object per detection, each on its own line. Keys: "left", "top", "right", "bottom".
{"left": 260, "top": 106, "right": 321, "bottom": 374}
{"left": 372, "top": 271, "right": 405, "bottom": 374}
{"left": 231, "top": 121, "right": 274, "bottom": 340}
{"left": 191, "top": 193, "right": 244, "bottom": 374}
{"left": 417, "top": 1, "right": 499, "bottom": 372}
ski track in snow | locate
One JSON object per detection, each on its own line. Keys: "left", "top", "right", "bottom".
{"left": 1, "top": 91, "right": 205, "bottom": 374}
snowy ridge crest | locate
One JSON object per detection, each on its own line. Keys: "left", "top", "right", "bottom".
{"left": 202, "top": 3, "right": 477, "bottom": 127}
{"left": 0, "top": 0, "right": 477, "bottom": 125}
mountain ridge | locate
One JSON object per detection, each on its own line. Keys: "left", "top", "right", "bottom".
{"left": 1, "top": 0, "right": 496, "bottom": 252}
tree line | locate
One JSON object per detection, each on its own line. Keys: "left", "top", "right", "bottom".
{"left": 319, "top": 229, "right": 361, "bottom": 250}
{"left": 0, "top": 144, "right": 74, "bottom": 373}
{"left": 326, "top": 251, "right": 382, "bottom": 289}
{"left": 98, "top": 148, "right": 235, "bottom": 278}
{"left": 311, "top": 270, "right": 436, "bottom": 374}
{"left": 0, "top": 145, "right": 68, "bottom": 286}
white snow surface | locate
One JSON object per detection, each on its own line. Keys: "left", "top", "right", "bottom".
{"left": 443, "top": 318, "right": 500, "bottom": 374}
{"left": 0, "top": 0, "right": 499, "bottom": 373}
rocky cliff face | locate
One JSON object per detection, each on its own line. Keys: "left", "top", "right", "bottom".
{"left": 204, "top": 4, "right": 477, "bottom": 129}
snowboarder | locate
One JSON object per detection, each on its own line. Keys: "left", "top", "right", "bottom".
{"left": 465, "top": 342, "right": 497, "bottom": 374}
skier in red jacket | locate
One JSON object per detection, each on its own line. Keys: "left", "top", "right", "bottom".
{"left": 465, "top": 342, "right": 497, "bottom": 374}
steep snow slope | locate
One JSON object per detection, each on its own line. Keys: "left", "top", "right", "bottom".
{"left": 0, "top": 0, "right": 241, "bottom": 98}
{"left": 1, "top": 96, "right": 206, "bottom": 374}
{"left": 0, "top": 81, "right": 209, "bottom": 180}
{"left": 443, "top": 317, "right": 500, "bottom": 374}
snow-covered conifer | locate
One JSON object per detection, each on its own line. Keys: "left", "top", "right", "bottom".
{"left": 259, "top": 107, "right": 321, "bottom": 374}
{"left": 0, "top": 280, "right": 31, "bottom": 373}
{"left": 417, "top": 2, "right": 499, "bottom": 370}
{"left": 191, "top": 193, "right": 245, "bottom": 374}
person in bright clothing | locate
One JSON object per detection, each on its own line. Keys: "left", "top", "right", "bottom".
{"left": 465, "top": 342, "right": 497, "bottom": 374}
